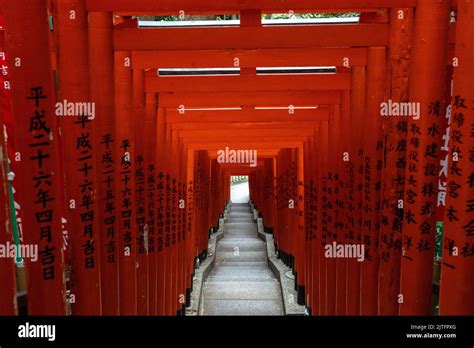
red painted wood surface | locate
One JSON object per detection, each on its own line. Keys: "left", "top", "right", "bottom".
{"left": 3, "top": 0, "right": 67, "bottom": 315}
{"left": 56, "top": 0, "right": 102, "bottom": 315}
{"left": 399, "top": 0, "right": 451, "bottom": 315}
{"left": 438, "top": 0, "right": 474, "bottom": 315}
{"left": 1, "top": 0, "right": 472, "bottom": 318}
{"left": 88, "top": 12, "right": 120, "bottom": 315}
{"left": 114, "top": 50, "right": 138, "bottom": 315}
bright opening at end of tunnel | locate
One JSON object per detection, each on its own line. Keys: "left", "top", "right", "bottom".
{"left": 230, "top": 176, "right": 250, "bottom": 204}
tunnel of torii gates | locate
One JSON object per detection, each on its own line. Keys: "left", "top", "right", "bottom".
{"left": 0, "top": 0, "right": 473, "bottom": 317}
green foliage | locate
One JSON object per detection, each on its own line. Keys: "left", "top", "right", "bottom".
{"left": 266, "top": 13, "right": 360, "bottom": 19}
{"left": 153, "top": 16, "right": 179, "bottom": 21}
{"left": 148, "top": 15, "right": 235, "bottom": 21}
{"left": 435, "top": 221, "right": 444, "bottom": 260}
{"left": 142, "top": 13, "right": 360, "bottom": 22}
{"left": 231, "top": 176, "right": 248, "bottom": 184}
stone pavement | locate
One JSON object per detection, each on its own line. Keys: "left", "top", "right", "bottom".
{"left": 200, "top": 203, "right": 284, "bottom": 315}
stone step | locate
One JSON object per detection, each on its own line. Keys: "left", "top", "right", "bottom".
{"left": 210, "top": 262, "right": 270, "bottom": 274}
{"left": 225, "top": 226, "right": 257, "bottom": 231}
{"left": 202, "top": 281, "right": 282, "bottom": 300}
{"left": 215, "top": 251, "right": 267, "bottom": 262}
{"left": 228, "top": 213, "right": 253, "bottom": 217}
{"left": 200, "top": 299, "right": 283, "bottom": 316}
{"left": 213, "top": 261, "right": 269, "bottom": 267}
{"left": 216, "top": 241, "right": 266, "bottom": 252}
{"left": 209, "top": 267, "right": 273, "bottom": 276}
{"left": 225, "top": 231, "right": 255, "bottom": 235}
{"left": 200, "top": 203, "right": 284, "bottom": 316}
{"left": 228, "top": 218, "right": 254, "bottom": 223}
{"left": 222, "top": 237, "right": 260, "bottom": 241}
{"left": 207, "top": 274, "right": 277, "bottom": 282}
{"left": 225, "top": 221, "right": 256, "bottom": 227}
{"left": 229, "top": 210, "right": 251, "bottom": 213}
{"left": 222, "top": 233, "right": 258, "bottom": 239}
{"left": 225, "top": 224, "right": 256, "bottom": 229}
{"left": 222, "top": 231, "right": 260, "bottom": 238}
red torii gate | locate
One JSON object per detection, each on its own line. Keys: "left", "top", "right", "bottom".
{"left": 0, "top": 0, "right": 472, "bottom": 319}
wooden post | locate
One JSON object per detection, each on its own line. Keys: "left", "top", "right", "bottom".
{"left": 378, "top": 7, "right": 413, "bottom": 315}
{"left": 88, "top": 11, "right": 119, "bottom": 315}
{"left": 0, "top": 82, "right": 17, "bottom": 315}
{"left": 133, "top": 68, "right": 148, "bottom": 315}
{"left": 346, "top": 66, "right": 366, "bottom": 315}
{"left": 319, "top": 120, "right": 329, "bottom": 315}
{"left": 55, "top": 0, "right": 102, "bottom": 315}
{"left": 360, "top": 47, "right": 386, "bottom": 315}
{"left": 438, "top": 0, "right": 474, "bottom": 315}
{"left": 296, "top": 145, "right": 306, "bottom": 305}
{"left": 145, "top": 93, "right": 157, "bottom": 315}
{"left": 114, "top": 50, "right": 137, "bottom": 315}
{"left": 3, "top": 0, "right": 67, "bottom": 314}
{"left": 156, "top": 106, "right": 166, "bottom": 315}
{"left": 399, "top": 0, "right": 450, "bottom": 315}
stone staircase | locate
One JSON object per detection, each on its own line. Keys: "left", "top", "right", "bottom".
{"left": 200, "top": 203, "right": 284, "bottom": 315}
